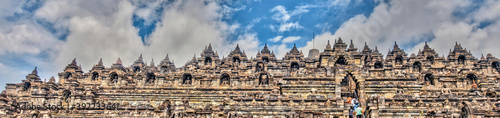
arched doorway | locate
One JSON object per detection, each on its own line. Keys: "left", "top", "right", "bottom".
{"left": 65, "top": 72, "right": 72, "bottom": 79}
{"left": 364, "top": 56, "right": 370, "bottom": 66}
{"left": 458, "top": 55, "right": 466, "bottom": 64}
{"left": 233, "top": 56, "right": 240, "bottom": 63}
{"left": 146, "top": 73, "right": 155, "bottom": 84}
{"left": 109, "top": 72, "right": 118, "bottom": 83}
{"left": 492, "top": 61, "right": 500, "bottom": 72}
{"left": 374, "top": 61, "right": 383, "bottom": 69}
{"left": 205, "top": 57, "right": 212, "bottom": 65}
{"left": 467, "top": 74, "right": 478, "bottom": 85}
{"left": 424, "top": 74, "right": 434, "bottom": 85}
{"left": 259, "top": 73, "right": 269, "bottom": 85}
{"left": 427, "top": 56, "right": 434, "bottom": 64}
{"left": 395, "top": 55, "right": 403, "bottom": 65}
{"left": 262, "top": 57, "right": 269, "bottom": 63}
{"left": 133, "top": 66, "right": 140, "bottom": 72}
{"left": 291, "top": 62, "right": 299, "bottom": 71}
{"left": 182, "top": 73, "right": 193, "bottom": 85}
{"left": 335, "top": 56, "right": 347, "bottom": 65}
{"left": 23, "top": 82, "right": 31, "bottom": 91}
{"left": 220, "top": 73, "right": 230, "bottom": 85}
{"left": 413, "top": 61, "right": 422, "bottom": 72}
{"left": 92, "top": 72, "right": 99, "bottom": 81}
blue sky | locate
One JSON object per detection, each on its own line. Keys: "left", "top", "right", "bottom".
{"left": 1, "top": 0, "right": 500, "bottom": 91}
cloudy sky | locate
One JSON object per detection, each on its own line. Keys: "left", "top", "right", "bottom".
{"left": 1, "top": 0, "right": 500, "bottom": 90}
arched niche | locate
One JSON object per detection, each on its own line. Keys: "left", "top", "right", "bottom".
{"left": 364, "top": 56, "right": 370, "bottom": 65}
{"left": 290, "top": 62, "right": 299, "bottom": 71}
{"left": 458, "top": 55, "right": 466, "bottom": 64}
{"left": 395, "top": 55, "right": 404, "bottom": 65}
{"left": 205, "top": 57, "right": 212, "bottom": 65}
{"left": 426, "top": 56, "right": 434, "bottom": 64}
{"left": 259, "top": 73, "right": 270, "bottom": 85}
{"left": 424, "top": 74, "right": 434, "bottom": 85}
{"left": 220, "top": 73, "right": 230, "bottom": 85}
{"left": 91, "top": 72, "right": 99, "bottom": 81}
{"left": 335, "top": 55, "right": 347, "bottom": 65}
{"left": 182, "top": 73, "right": 193, "bottom": 85}
{"left": 467, "top": 73, "right": 478, "bottom": 85}
{"left": 23, "top": 82, "right": 31, "bottom": 91}
{"left": 133, "top": 66, "right": 140, "bottom": 72}
{"left": 413, "top": 61, "right": 422, "bottom": 72}
{"left": 233, "top": 56, "right": 240, "bottom": 63}
{"left": 492, "top": 61, "right": 500, "bottom": 72}
{"left": 64, "top": 72, "right": 72, "bottom": 79}
{"left": 146, "top": 73, "right": 155, "bottom": 84}
{"left": 262, "top": 56, "right": 269, "bottom": 63}
{"left": 109, "top": 72, "right": 118, "bottom": 83}
{"left": 374, "top": 61, "right": 383, "bottom": 69}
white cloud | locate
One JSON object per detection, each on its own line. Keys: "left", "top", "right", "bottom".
{"left": 300, "top": 0, "right": 500, "bottom": 58}
{"left": 0, "top": 0, "right": 260, "bottom": 84}
{"left": 269, "top": 36, "right": 283, "bottom": 42}
{"left": 271, "top": 5, "right": 291, "bottom": 22}
{"left": 277, "top": 22, "right": 303, "bottom": 32}
{"left": 0, "top": 24, "right": 62, "bottom": 55}
{"left": 269, "top": 44, "right": 289, "bottom": 59}
{"left": 270, "top": 5, "right": 307, "bottom": 32}
{"left": 282, "top": 36, "right": 301, "bottom": 43}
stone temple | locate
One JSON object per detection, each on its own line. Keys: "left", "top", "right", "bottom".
{"left": 1, "top": 37, "right": 500, "bottom": 118}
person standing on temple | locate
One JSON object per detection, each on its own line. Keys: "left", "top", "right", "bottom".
{"left": 355, "top": 105, "right": 363, "bottom": 118}
{"left": 349, "top": 106, "right": 354, "bottom": 118}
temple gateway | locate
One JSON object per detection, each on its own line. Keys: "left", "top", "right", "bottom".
{"left": 1, "top": 37, "right": 500, "bottom": 118}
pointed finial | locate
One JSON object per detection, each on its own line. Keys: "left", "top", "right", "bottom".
{"left": 150, "top": 59, "right": 155, "bottom": 66}
{"left": 138, "top": 54, "right": 143, "bottom": 61}
{"left": 328, "top": 40, "right": 330, "bottom": 45}
{"left": 49, "top": 76, "right": 55, "bottom": 83}
{"left": 71, "top": 58, "right": 77, "bottom": 65}
{"left": 165, "top": 54, "right": 170, "bottom": 60}
{"left": 31, "top": 66, "right": 38, "bottom": 75}
{"left": 349, "top": 39, "right": 355, "bottom": 48}
{"left": 116, "top": 58, "right": 122, "bottom": 65}
{"left": 98, "top": 58, "right": 103, "bottom": 66}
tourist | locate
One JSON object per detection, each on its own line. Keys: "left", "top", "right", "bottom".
{"left": 355, "top": 105, "right": 363, "bottom": 118}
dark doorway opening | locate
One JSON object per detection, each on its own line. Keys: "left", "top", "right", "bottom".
{"left": 92, "top": 72, "right": 99, "bottom": 81}
{"left": 146, "top": 73, "right": 155, "bottom": 84}
{"left": 183, "top": 73, "right": 193, "bottom": 85}
{"left": 205, "top": 57, "right": 212, "bottom": 65}
{"left": 424, "top": 74, "right": 434, "bottom": 85}
{"left": 458, "top": 55, "right": 466, "bottom": 64}
{"left": 413, "top": 61, "right": 422, "bottom": 72}
{"left": 374, "top": 61, "right": 383, "bottom": 69}
{"left": 110, "top": 72, "right": 118, "bottom": 83}
{"left": 336, "top": 56, "right": 347, "bottom": 65}
{"left": 220, "top": 73, "right": 230, "bottom": 85}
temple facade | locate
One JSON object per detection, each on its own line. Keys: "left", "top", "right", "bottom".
{"left": 1, "top": 38, "right": 500, "bottom": 117}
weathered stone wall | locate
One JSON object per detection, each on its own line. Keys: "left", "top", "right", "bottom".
{"left": 1, "top": 39, "right": 499, "bottom": 118}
